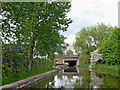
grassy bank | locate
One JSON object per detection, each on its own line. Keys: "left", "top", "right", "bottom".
{"left": 93, "top": 64, "right": 119, "bottom": 77}
{"left": 79, "top": 64, "right": 89, "bottom": 69}
{"left": 79, "top": 64, "right": 120, "bottom": 77}
{"left": 2, "top": 67, "right": 54, "bottom": 85}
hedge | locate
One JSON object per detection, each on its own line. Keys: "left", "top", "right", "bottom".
{"left": 99, "top": 28, "right": 120, "bottom": 65}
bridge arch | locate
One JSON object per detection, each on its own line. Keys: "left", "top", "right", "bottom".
{"left": 56, "top": 57, "right": 80, "bottom": 66}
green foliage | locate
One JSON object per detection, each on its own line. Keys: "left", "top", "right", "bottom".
{"left": 94, "top": 64, "right": 119, "bottom": 76}
{"left": 31, "top": 58, "right": 54, "bottom": 71}
{"left": 66, "top": 49, "right": 73, "bottom": 56}
{"left": 2, "top": 44, "right": 55, "bottom": 78}
{"left": 100, "top": 75, "right": 119, "bottom": 88}
{"left": 2, "top": 2, "right": 72, "bottom": 71}
{"left": 79, "top": 64, "right": 89, "bottom": 69}
{"left": 2, "top": 67, "right": 54, "bottom": 85}
{"left": 94, "top": 64, "right": 118, "bottom": 71}
{"left": 100, "top": 28, "right": 120, "bottom": 65}
{"left": 73, "top": 23, "right": 114, "bottom": 64}
{"left": 2, "top": 63, "right": 12, "bottom": 77}
{"left": 2, "top": 45, "right": 28, "bottom": 73}
{"left": 2, "top": 2, "right": 72, "bottom": 58}
{"left": 1, "top": 2, "right": 72, "bottom": 84}
{"left": 76, "top": 69, "right": 90, "bottom": 88}
{"left": 2, "top": 63, "right": 20, "bottom": 77}
{"left": 2, "top": 57, "right": 55, "bottom": 85}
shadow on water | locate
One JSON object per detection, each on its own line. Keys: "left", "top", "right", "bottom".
{"left": 25, "top": 66, "right": 120, "bottom": 89}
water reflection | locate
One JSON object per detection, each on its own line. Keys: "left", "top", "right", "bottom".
{"left": 90, "top": 71, "right": 104, "bottom": 88}
{"left": 29, "top": 66, "right": 119, "bottom": 89}
{"left": 58, "top": 66, "right": 80, "bottom": 76}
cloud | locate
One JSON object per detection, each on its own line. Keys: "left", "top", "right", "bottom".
{"left": 61, "top": 0, "right": 119, "bottom": 45}
{"left": 64, "top": 34, "right": 76, "bottom": 45}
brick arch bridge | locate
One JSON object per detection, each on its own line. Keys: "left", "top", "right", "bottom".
{"left": 56, "top": 56, "right": 82, "bottom": 66}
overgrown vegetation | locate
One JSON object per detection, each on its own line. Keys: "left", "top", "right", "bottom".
{"left": 2, "top": 53, "right": 55, "bottom": 85}
{"left": 79, "top": 64, "right": 89, "bottom": 69}
{"left": 2, "top": 67, "right": 54, "bottom": 85}
{"left": 93, "top": 64, "right": 119, "bottom": 76}
{"left": 2, "top": 2, "right": 72, "bottom": 72}
{"left": 73, "top": 23, "right": 114, "bottom": 64}
{"left": 1, "top": 2, "right": 72, "bottom": 85}
{"left": 75, "top": 23, "right": 119, "bottom": 76}
{"left": 66, "top": 49, "right": 73, "bottom": 56}
{"left": 99, "top": 28, "right": 120, "bottom": 65}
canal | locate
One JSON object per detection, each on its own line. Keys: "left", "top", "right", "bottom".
{"left": 25, "top": 66, "right": 120, "bottom": 89}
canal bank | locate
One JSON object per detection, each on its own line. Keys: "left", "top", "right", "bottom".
{"left": 27, "top": 66, "right": 120, "bottom": 88}
{"left": 79, "top": 64, "right": 120, "bottom": 77}
{"left": 1, "top": 70, "right": 58, "bottom": 89}
{"left": 1, "top": 64, "right": 68, "bottom": 89}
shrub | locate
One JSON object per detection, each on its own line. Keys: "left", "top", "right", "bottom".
{"left": 100, "top": 28, "right": 120, "bottom": 65}
{"left": 31, "top": 58, "right": 54, "bottom": 71}
{"left": 2, "top": 45, "right": 28, "bottom": 75}
{"left": 2, "top": 63, "right": 20, "bottom": 77}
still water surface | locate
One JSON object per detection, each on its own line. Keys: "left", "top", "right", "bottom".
{"left": 28, "top": 66, "right": 120, "bottom": 88}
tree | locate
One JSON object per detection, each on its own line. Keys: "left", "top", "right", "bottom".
{"left": 66, "top": 49, "right": 73, "bottom": 56}
{"left": 100, "top": 27, "right": 120, "bottom": 65}
{"left": 73, "top": 23, "right": 114, "bottom": 64}
{"left": 2, "top": 2, "right": 72, "bottom": 71}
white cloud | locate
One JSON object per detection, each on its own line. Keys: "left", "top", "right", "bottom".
{"left": 64, "top": 34, "right": 75, "bottom": 45}
{"left": 63, "top": 34, "right": 76, "bottom": 54}
{"left": 62, "top": 0, "right": 119, "bottom": 45}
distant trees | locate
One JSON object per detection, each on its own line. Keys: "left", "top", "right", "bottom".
{"left": 66, "top": 49, "right": 73, "bottom": 56}
{"left": 73, "top": 23, "right": 114, "bottom": 64}
{"left": 2, "top": 2, "right": 72, "bottom": 71}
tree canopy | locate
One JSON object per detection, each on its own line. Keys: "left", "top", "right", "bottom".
{"left": 99, "top": 27, "right": 120, "bottom": 65}
{"left": 66, "top": 49, "right": 73, "bottom": 56}
{"left": 73, "top": 23, "right": 114, "bottom": 64}
{"left": 2, "top": 2, "right": 72, "bottom": 70}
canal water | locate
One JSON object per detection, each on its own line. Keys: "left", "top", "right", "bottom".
{"left": 26, "top": 66, "right": 120, "bottom": 89}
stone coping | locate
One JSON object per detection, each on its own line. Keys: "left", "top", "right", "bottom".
{"left": 1, "top": 70, "right": 57, "bottom": 89}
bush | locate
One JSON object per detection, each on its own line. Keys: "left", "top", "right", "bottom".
{"left": 2, "top": 45, "right": 28, "bottom": 76}
{"left": 31, "top": 58, "right": 54, "bottom": 71}
{"left": 2, "top": 63, "right": 20, "bottom": 77}
{"left": 2, "top": 44, "right": 55, "bottom": 78}
{"left": 100, "top": 28, "right": 120, "bottom": 65}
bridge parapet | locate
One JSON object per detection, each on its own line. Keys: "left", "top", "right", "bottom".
{"left": 56, "top": 57, "right": 79, "bottom": 60}
{"left": 56, "top": 56, "right": 80, "bottom": 66}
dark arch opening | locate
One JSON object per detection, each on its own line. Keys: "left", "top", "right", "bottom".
{"left": 64, "top": 61, "right": 77, "bottom": 66}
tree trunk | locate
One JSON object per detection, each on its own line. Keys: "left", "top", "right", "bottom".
{"left": 28, "top": 48, "right": 33, "bottom": 71}
{"left": 28, "top": 35, "right": 35, "bottom": 71}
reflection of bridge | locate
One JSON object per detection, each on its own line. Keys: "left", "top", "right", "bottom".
{"left": 58, "top": 66, "right": 84, "bottom": 76}
{"left": 56, "top": 57, "right": 82, "bottom": 66}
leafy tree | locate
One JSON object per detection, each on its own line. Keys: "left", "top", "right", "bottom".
{"left": 73, "top": 23, "right": 114, "bottom": 64}
{"left": 2, "top": 2, "right": 72, "bottom": 71}
{"left": 66, "top": 49, "right": 73, "bottom": 56}
{"left": 100, "top": 27, "right": 120, "bottom": 65}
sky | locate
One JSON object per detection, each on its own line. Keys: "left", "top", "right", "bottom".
{"left": 61, "top": 0, "right": 119, "bottom": 46}
{"left": 1, "top": 0, "right": 119, "bottom": 51}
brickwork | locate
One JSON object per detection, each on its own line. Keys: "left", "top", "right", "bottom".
{"left": 56, "top": 57, "right": 83, "bottom": 66}
{"left": 57, "top": 60, "right": 63, "bottom": 63}
{"left": 56, "top": 57, "right": 79, "bottom": 60}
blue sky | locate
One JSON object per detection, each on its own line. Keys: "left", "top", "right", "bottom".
{"left": 61, "top": 0, "right": 119, "bottom": 45}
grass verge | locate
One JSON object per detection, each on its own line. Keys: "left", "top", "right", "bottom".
{"left": 79, "top": 64, "right": 90, "bottom": 69}
{"left": 2, "top": 67, "right": 54, "bottom": 85}
{"left": 93, "top": 64, "right": 119, "bottom": 77}
{"left": 79, "top": 64, "right": 120, "bottom": 77}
